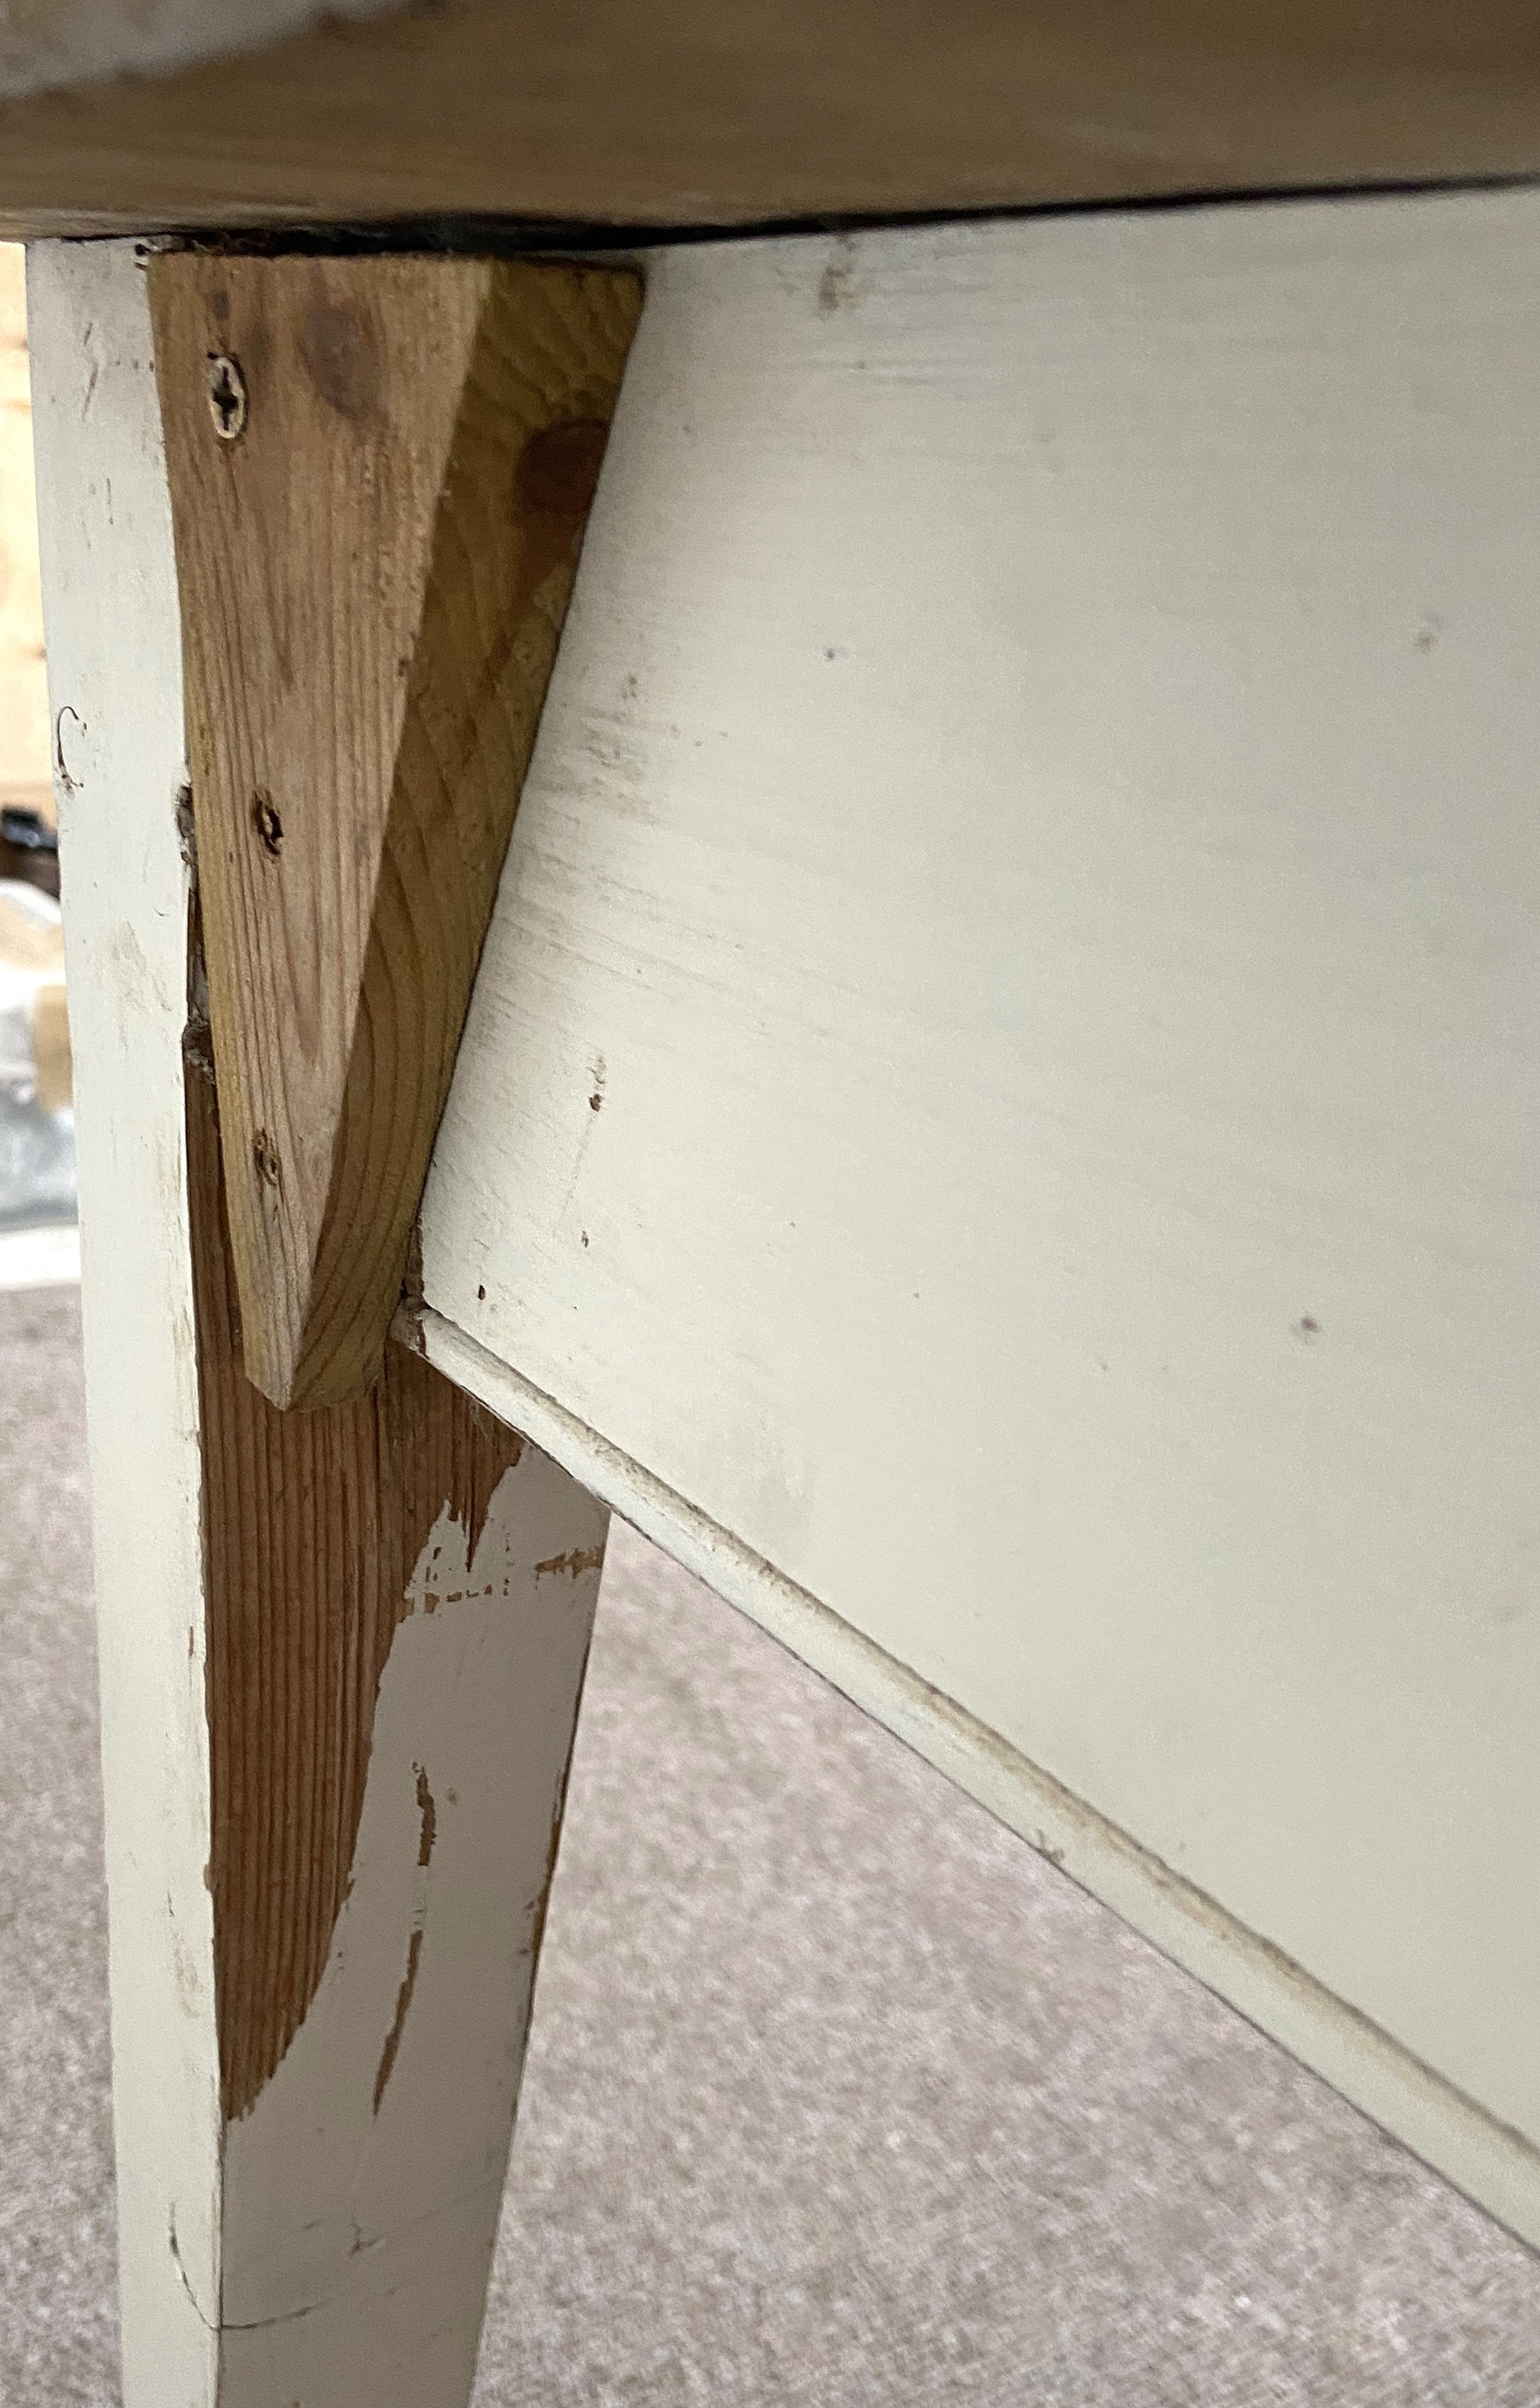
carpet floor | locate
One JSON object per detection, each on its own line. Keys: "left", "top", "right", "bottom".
{"left": 2, "top": 1283, "right": 1537, "bottom": 2404}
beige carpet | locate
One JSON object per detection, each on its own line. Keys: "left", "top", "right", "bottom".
{"left": 2, "top": 1283, "right": 1538, "bottom": 2405}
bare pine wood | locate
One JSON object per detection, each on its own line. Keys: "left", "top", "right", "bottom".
{"left": 5, "top": 0, "right": 1540, "bottom": 237}
{"left": 185, "top": 987, "right": 612, "bottom": 2406}
{"left": 152, "top": 251, "right": 641, "bottom": 1408}
{"left": 184, "top": 990, "right": 519, "bottom": 2117}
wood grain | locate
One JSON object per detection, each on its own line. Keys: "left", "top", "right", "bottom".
{"left": 183, "top": 997, "right": 525, "bottom": 2120}
{"left": 5, "top": 0, "right": 1540, "bottom": 237}
{"left": 152, "top": 251, "right": 641, "bottom": 1408}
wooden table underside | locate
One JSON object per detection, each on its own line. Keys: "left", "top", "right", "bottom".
{"left": 4, "top": 0, "right": 1540, "bottom": 236}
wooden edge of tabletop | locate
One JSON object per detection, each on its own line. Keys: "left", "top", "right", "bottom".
{"left": 3, "top": 0, "right": 1540, "bottom": 238}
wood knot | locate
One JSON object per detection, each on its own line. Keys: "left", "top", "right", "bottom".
{"left": 253, "top": 1133, "right": 282, "bottom": 1191}
{"left": 298, "top": 294, "right": 383, "bottom": 422}
{"left": 519, "top": 419, "right": 609, "bottom": 521}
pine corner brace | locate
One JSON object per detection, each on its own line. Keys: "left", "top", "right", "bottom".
{"left": 150, "top": 248, "right": 643, "bottom": 1408}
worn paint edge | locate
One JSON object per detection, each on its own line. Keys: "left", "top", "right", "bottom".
{"left": 403, "top": 1299, "right": 1540, "bottom": 2258}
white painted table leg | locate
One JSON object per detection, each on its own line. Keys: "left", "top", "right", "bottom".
{"left": 29, "top": 236, "right": 607, "bottom": 2408}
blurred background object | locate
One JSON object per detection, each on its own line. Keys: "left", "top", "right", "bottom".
{"left": 0, "top": 244, "right": 74, "bottom": 1269}
{"left": 0, "top": 250, "right": 50, "bottom": 814}
{"left": 0, "top": 801, "right": 58, "bottom": 896}
{"left": 0, "top": 877, "right": 73, "bottom": 1222}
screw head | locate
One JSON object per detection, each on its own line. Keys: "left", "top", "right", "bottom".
{"left": 207, "top": 353, "right": 247, "bottom": 442}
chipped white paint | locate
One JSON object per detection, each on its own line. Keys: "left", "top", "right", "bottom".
{"left": 28, "top": 236, "right": 220, "bottom": 2408}
{"left": 0, "top": 0, "right": 403, "bottom": 102}
{"left": 28, "top": 239, "right": 607, "bottom": 2408}
{"left": 420, "top": 192, "right": 1540, "bottom": 2241}
{"left": 218, "top": 1457, "right": 601, "bottom": 2403}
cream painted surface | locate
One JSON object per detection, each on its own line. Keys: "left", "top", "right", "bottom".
{"left": 413, "top": 1304, "right": 1540, "bottom": 2253}
{"left": 221, "top": 1458, "right": 603, "bottom": 2405}
{"left": 422, "top": 193, "right": 1540, "bottom": 2210}
{"left": 0, "top": 0, "right": 402, "bottom": 100}
{"left": 28, "top": 238, "right": 608, "bottom": 2408}
{"left": 28, "top": 238, "right": 219, "bottom": 2408}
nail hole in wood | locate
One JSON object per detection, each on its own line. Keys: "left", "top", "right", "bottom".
{"left": 252, "top": 790, "right": 283, "bottom": 857}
